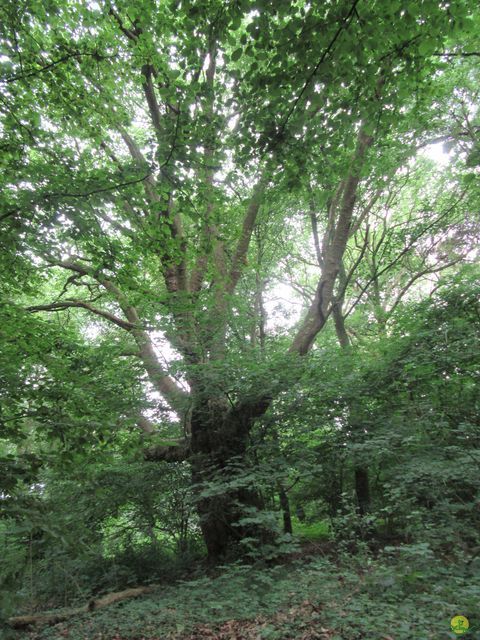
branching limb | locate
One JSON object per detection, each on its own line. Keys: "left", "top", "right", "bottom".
{"left": 27, "top": 300, "right": 135, "bottom": 331}
{"left": 137, "top": 416, "right": 156, "bottom": 434}
{"left": 290, "top": 124, "right": 375, "bottom": 355}
{"left": 118, "top": 127, "right": 187, "bottom": 295}
{"left": 143, "top": 441, "right": 190, "bottom": 462}
{"left": 227, "top": 177, "right": 267, "bottom": 295}
{"left": 141, "top": 64, "right": 164, "bottom": 135}
{"left": 349, "top": 187, "right": 382, "bottom": 237}
{"left": 387, "top": 258, "right": 462, "bottom": 317}
{"left": 39, "top": 258, "right": 189, "bottom": 412}
{"left": 343, "top": 190, "right": 467, "bottom": 318}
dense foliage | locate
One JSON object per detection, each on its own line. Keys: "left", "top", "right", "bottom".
{"left": 1, "top": 0, "right": 479, "bottom": 637}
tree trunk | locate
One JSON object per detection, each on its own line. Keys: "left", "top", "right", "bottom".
{"left": 354, "top": 466, "right": 370, "bottom": 515}
{"left": 331, "top": 269, "right": 371, "bottom": 518}
{"left": 189, "top": 399, "right": 268, "bottom": 561}
{"left": 278, "top": 486, "right": 293, "bottom": 535}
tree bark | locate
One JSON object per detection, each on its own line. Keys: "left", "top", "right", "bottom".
{"left": 354, "top": 466, "right": 370, "bottom": 515}
{"left": 279, "top": 486, "right": 293, "bottom": 535}
{"left": 189, "top": 400, "right": 268, "bottom": 560}
{"left": 330, "top": 253, "right": 372, "bottom": 517}
{"left": 290, "top": 127, "right": 374, "bottom": 356}
{"left": 333, "top": 315, "right": 371, "bottom": 515}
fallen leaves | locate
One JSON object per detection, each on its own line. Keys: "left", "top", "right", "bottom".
{"left": 171, "top": 600, "right": 333, "bottom": 640}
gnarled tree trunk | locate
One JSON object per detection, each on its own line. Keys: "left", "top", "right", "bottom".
{"left": 189, "top": 399, "right": 269, "bottom": 560}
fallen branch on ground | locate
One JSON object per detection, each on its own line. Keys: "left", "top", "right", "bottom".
{"left": 7, "top": 586, "right": 154, "bottom": 629}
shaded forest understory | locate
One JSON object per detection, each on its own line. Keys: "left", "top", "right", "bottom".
{"left": 2, "top": 275, "right": 480, "bottom": 639}
{"left": 1, "top": 0, "right": 480, "bottom": 638}
{"left": 7, "top": 546, "right": 480, "bottom": 640}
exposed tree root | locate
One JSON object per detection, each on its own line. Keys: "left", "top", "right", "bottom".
{"left": 7, "top": 586, "right": 153, "bottom": 629}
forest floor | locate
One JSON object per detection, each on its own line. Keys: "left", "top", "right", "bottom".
{"left": 8, "top": 541, "right": 479, "bottom": 640}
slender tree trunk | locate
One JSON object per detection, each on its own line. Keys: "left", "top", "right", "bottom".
{"left": 354, "top": 466, "right": 370, "bottom": 515}
{"left": 296, "top": 504, "right": 306, "bottom": 522}
{"left": 278, "top": 486, "right": 293, "bottom": 535}
{"left": 331, "top": 262, "right": 372, "bottom": 516}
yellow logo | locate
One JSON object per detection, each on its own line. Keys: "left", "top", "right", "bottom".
{"left": 451, "top": 616, "right": 469, "bottom": 635}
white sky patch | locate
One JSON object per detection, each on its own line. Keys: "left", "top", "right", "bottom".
{"left": 420, "top": 141, "right": 453, "bottom": 167}
{"left": 150, "top": 330, "right": 189, "bottom": 390}
{"left": 143, "top": 331, "right": 188, "bottom": 425}
{"left": 81, "top": 322, "right": 102, "bottom": 340}
{"left": 202, "top": 53, "right": 212, "bottom": 72}
{"left": 264, "top": 282, "right": 303, "bottom": 333}
{"left": 227, "top": 114, "right": 240, "bottom": 131}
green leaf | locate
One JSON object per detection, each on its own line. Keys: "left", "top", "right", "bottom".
{"left": 231, "top": 48, "right": 243, "bottom": 62}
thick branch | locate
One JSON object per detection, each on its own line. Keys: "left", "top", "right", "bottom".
{"left": 142, "top": 64, "right": 163, "bottom": 135}
{"left": 143, "top": 441, "right": 190, "bottom": 462}
{"left": 332, "top": 261, "right": 350, "bottom": 348}
{"left": 309, "top": 194, "right": 323, "bottom": 268}
{"left": 119, "top": 128, "right": 164, "bottom": 204}
{"left": 119, "top": 128, "right": 186, "bottom": 294}
{"left": 109, "top": 7, "right": 140, "bottom": 41}
{"left": 27, "top": 300, "right": 135, "bottom": 331}
{"left": 8, "top": 587, "right": 152, "bottom": 630}
{"left": 433, "top": 51, "right": 480, "bottom": 58}
{"left": 227, "top": 178, "right": 267, "bottom": 295}
{"left": 99, "top": 278, "right": 189, "bottom": 406}
{"left": 45, "top": 260, "right": 188, "bottom": 411}
{"left": 189, "top": 43, "right": 222, "bottom": 294}
{"left": 189, "top": 251, "right": 209, "bottom": 293}
{"left": 290, "top": 126, "right": 374, "bottom": 355}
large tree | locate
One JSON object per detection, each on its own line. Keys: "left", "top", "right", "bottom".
{"left": 1, "top": 0, "right": 478, "bottom": 559}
